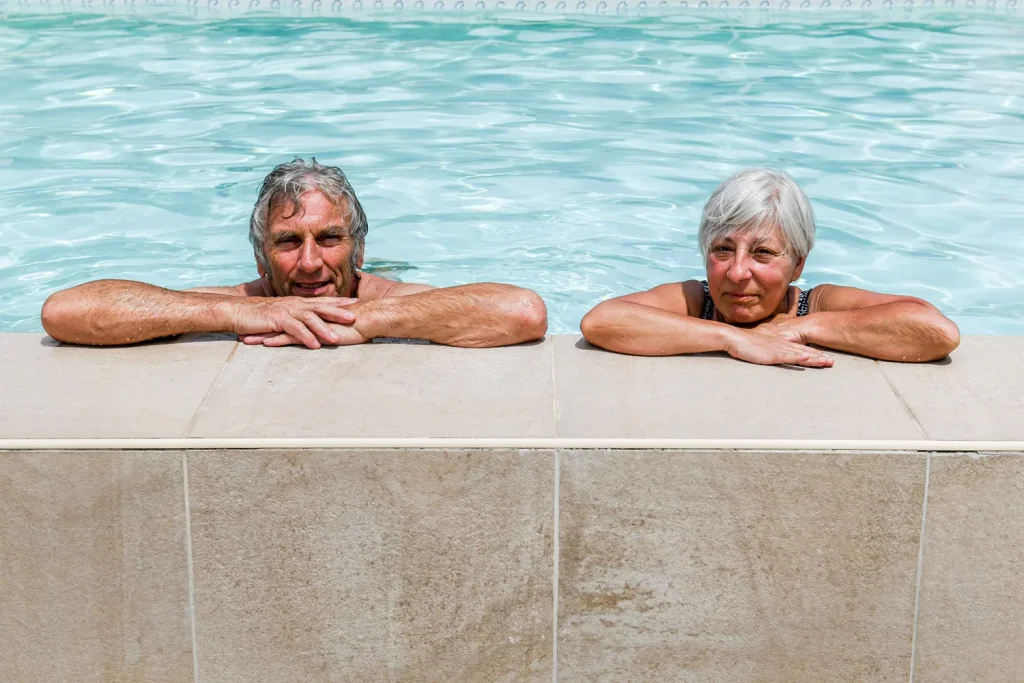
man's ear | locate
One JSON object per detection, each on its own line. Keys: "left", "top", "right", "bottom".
{"left": 791, "top": 256, "right": 806, "bottom": 282}
{"left": 357, "top": 247, "right": 364, "bottom": 270}
{"left": 256, "top": 257, "right": 267, "bottom": 278}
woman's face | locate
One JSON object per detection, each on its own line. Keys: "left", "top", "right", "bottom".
{"left": 705, "top": 226, "right": 804, "bottom": 324}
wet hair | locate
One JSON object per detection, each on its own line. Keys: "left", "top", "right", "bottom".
{"left": 698, "top": 168, "right": 815, "bottom": 263}
{"left": 248, "top": 157, "right": 368, "bottom": 269}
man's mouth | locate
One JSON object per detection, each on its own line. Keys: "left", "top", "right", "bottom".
{"left": 291, "top": 280, "right": 332, "bottom": 296}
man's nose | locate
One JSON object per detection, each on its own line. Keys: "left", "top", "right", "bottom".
{"left": 298, "top": 238, "right": 323, "bottom": 271}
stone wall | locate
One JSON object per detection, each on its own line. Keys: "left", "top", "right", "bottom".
{"left": 3, "top": 448, "right": 1023, "bottom": 682}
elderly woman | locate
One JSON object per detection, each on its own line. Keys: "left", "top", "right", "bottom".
{"left": 580, "top": 168, "right": 960, "bottom": 366}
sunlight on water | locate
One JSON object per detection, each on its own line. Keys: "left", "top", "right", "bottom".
{"left": 1, "top": 12, "right": 1022, "bottom": 333}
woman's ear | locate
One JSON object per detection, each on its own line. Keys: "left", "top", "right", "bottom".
{"left": 791, "top": 256, "right": 806, "bottom": 282}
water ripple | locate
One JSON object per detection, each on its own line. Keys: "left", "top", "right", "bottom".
{"left": 1, "top": 12, "right": 1022, "bottom": 333}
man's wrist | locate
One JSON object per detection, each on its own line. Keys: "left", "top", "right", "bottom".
{"left": 209, "top": 297, "right": 241, "bottom": 334}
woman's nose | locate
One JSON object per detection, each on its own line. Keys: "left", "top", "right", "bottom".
{"left": 726, "top": 254, "right": 751, "bottom": 281}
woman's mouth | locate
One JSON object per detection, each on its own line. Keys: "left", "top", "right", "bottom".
{"left": 291, "top": 280, "right": 332, "bottom": 296}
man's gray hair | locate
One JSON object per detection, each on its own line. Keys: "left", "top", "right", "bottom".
{"left": 698, "top": 168, "right": 815, "bottom": 263}
{"left": 249, "top": 157, "right": 368, "bottom": 269}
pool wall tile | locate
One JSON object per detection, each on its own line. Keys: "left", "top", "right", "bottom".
{"left": 912, "top": 454, "right": 1024, "bottom": 681}
{"left": 186, "top": 448, "right": 554, "bottom": 683}
{"left": 878, "top": 337, "right": 1024, "bottom": 441}
{"left": 186, "top": 339, "right": 556, "bottom": 438}
{"left": 0, "top": 334, "right": 237, "bottom": 439}
{"left": 0, "top": 450, "right": 194, "bottom": 683}
{"left": 556, "top": 449, "right": 925, "bottom": 681}
{"left": 553, "top": 335, "right": 925, "bottom": 439}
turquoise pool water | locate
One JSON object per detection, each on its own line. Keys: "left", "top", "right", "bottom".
{"left": 1, "top": 10, "right": 1021, "bottom": 334}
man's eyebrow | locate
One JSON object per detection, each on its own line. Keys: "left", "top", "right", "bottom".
{"left": 271, "top": 231, "right": 299, "bottom": 243}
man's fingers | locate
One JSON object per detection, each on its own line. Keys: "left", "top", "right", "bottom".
{"left": 300, "top": 311, "right": 340, "bottom": 344}
{"left": 240, "top": 334, "right": 274, "bottom": 345}
{"left": 282, "top": 318, "right": 320, "bottom": 349}
{"left": 262, "top": 333, "right": 298, "bottom": 347}
{"left": 317, "top": 297, "right": 359, "bottom": 307}
{"left": 315, "top": 305, "right": 357, "bottom": 325}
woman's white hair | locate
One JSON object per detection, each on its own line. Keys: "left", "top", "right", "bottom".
{"left": 698, "top": 168, "right": 815, "bottom": 263}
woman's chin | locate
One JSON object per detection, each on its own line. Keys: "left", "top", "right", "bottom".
{"left": 722, "top": 307, "right": 768, "bottom": 326}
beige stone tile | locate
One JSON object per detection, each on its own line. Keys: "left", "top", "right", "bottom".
{"left": 186, "top": 339, "right": 555, "bottom": 438}
{"left": 913, "top": 454, "right": 1024, "bottom": 682}
{"left": 187, "top": 448, "right": 554, "bottom": 682}
{"left": 0, "top": 333, "right": 237, "bottom": 438}
{"left": 558, "top": 450, "right": 925, "bottom": 682}
{"left": 0, "top": 450, "right": 193, "bottom": 683}
{"left": 554, "top": 335, "right": 924, "bottom": 439}
{"left": 879, "top": 337, "right": 1024, "bottom": 440}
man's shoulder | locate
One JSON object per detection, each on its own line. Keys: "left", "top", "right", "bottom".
{"left": 187, "top": 278, "right": 273, "bottom": 297}
{"left": 357, "top": 272, "right": 434, "bottom": 300}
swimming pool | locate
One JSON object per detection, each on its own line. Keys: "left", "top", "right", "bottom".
{"left": 1, "top": 7, "right": 1021, "bottom": 334}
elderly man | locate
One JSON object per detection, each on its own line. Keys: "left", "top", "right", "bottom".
{"left": 42, "top": 158, "right": 547, "bottom": 348}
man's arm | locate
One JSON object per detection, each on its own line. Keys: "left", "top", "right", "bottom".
{"left": 766, "top": 285, "right": 960, "bottom": 362}
{"left": 352, "top": 283, "right": 547, "bottom": 347}
{"left": 243, "top": 280, "right": 548, "bottom": 348}
{"left": 41, "top": 279, "right": 357, "bottom": 347}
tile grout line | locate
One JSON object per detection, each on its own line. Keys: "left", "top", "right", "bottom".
{"left": 908, "top": 453, "right": 932, "bottom": 683}
{"left": 552, "top": 449, "right": 560, "bottom": 683}
{"left": 878, "top": 361, "right": 928, "bottom": 439}
{"left": 182, "top": 341, "right": 239, "bottom": 438}
{"left": 182, "top": 454, "right": 200, "bottom": 683}
{"left": 550, "top": 340, "right": 559, "bottom": 682}
{"left": 550, "top": 338, "right": 559, "bottom": 437}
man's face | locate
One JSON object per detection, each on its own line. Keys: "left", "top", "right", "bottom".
{"left": 258, "top": 189, "right": 363, "bottom": 297}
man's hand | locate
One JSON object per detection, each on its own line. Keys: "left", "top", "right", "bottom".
{"left": 225, "top": 296, "right": 360, "bottom": 349}
{"left": 240, "top": 322, "right": 368, "bottom": 348}
{"left": 723, "top": 325, "right": 833, "bottom": 368}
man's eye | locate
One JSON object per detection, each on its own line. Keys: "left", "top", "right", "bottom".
{"left": 319, "top": 236, "right": 342, "bottom": 246}
{"left": 713, "top": 245, "right": 732, "bottom": 253}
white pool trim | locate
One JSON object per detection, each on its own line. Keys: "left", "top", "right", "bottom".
{"left": 1, "top": 437, "right": 1022, "bottom": 451}
{"left": 2, "top": 0, "right": 1017, "bottom": 14}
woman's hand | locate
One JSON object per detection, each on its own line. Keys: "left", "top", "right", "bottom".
{"left": 723, "top": 325, "right": 833, "bottom": 368}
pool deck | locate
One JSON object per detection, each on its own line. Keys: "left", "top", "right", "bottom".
{"left": 2, "top": 333, "right": 1023, "bottom": 682}
{"left": 2, "top": 333, "right": 1022, "bottom": 443}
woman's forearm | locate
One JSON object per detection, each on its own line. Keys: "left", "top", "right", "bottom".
{"left": 804, "top": 302, "right": 960, "bottom": 362}
{"left": 580, "top": 300, "right": 733, "bottom": 356}
{"left": 352, "top": 283, "right": 548, "bottom": 347}
{"left": 41, "top": 280, "right": 231, "bottom": 345}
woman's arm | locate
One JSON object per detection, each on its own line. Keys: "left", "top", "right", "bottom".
{"left": 581, "top": 282, "right": 833, "bottom": 367}
{"left": 770, "top": 284, "right": 960, "bottom": 362}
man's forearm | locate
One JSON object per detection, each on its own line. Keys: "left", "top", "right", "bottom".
{"left": 804, "top": 303, "right": 960, "bottom": 362}
{"left": 41, "top": 280, "right": 232, "bottom": 345}
{"left": 352, "top": 283, "right": 547, "bottom": 347}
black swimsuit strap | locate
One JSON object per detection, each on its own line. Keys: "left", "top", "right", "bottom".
{"left": 700, "top": 280, "right": 813, "bottom": 319}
